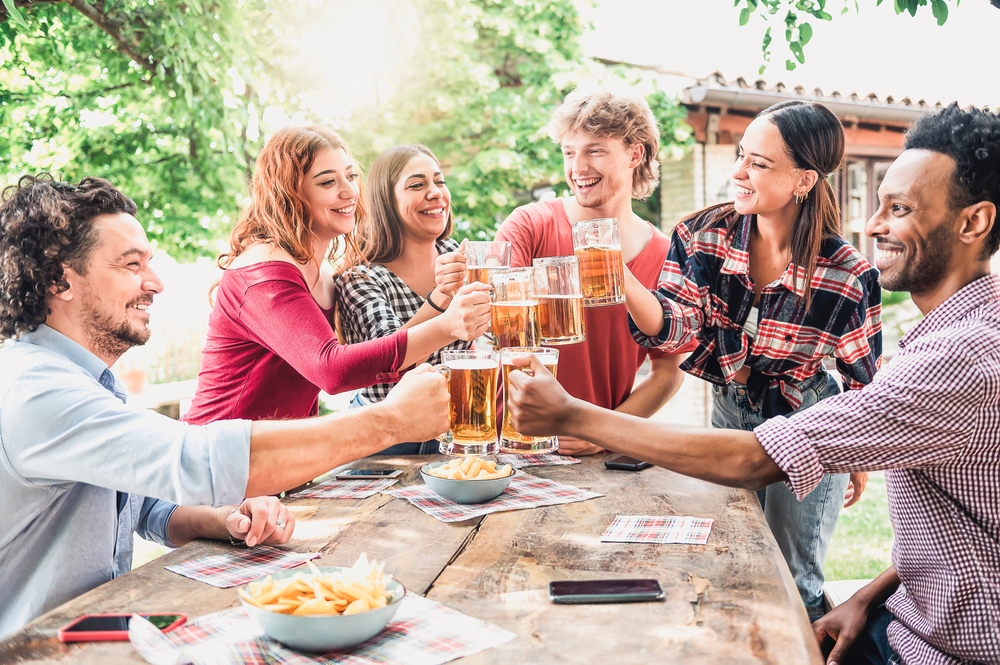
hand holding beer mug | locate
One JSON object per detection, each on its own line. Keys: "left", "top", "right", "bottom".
{"left": 505, "top": 354, "right": 576, "bottom": 441}
{"left": 463, "top": 240, "right": 512, "bottom": 286}
{"left": 437, "top": 350, "right": 500, "bottom": 456}
{"left": 532, "top": 256, "right": 586, "bottom": 345}
{"left": 434, "top": 248, "right": 468, "bottom": 299}
{"left": 572, "top": 218, "right": 626, "bottom": 307}
{"left": 381, "top": 364, "right": 451, "bottom": 443}
{"left": 500, "top": 347, "right": 559, "bottom": 453}
{"left": 489, "top": 267, "right": 541, "bottom": 349}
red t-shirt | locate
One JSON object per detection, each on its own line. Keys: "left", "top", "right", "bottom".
{"left": 183, "top": 262, "right": 407, "bottom": 423}
{"left": 496, "top": 199, "right": 686, "bottom": 410}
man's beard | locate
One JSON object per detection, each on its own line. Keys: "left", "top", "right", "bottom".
{"left": 878, "top": 219, "right": 956, "bottom": 294}
{"left": 79, "top": 288, "right": 151, "bottom": 359}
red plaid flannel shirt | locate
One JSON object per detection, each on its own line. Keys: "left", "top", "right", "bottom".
{"left": 630, "top": 209, "right": 882, "bottom": 416}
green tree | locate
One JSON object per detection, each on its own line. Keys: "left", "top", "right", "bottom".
{"left": 2, "top": 0, "right": 691, "bottom": 255}
{"left": 733, "top": 0, "right": 992, "bottom": 73}
{"left": 0, "top": 0, "right": 282, "bottom": 259}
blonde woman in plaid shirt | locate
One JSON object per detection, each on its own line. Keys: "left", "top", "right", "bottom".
{"left": 625, "top": 101, "right": 881, "bottom": 620}
{"left": 336, "top": 145, "right": 490, "bottom": 454}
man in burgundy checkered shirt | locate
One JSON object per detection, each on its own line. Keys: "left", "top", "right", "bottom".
{"left": 507, "top": 104, "right": 1000, "bottom": 665}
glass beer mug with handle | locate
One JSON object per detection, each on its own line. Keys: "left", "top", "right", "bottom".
{"left": 572, "top": 217, "right": 626, "bottom": 307}
{"left": 500, "top": 347, "right": 559, "bottom": 454}
{"left": 532, "top": 256, "right": 586, "bottom": 345}
{"left": 464, "top": 240, "right": 512, "bottom": 286}
{"left": 489, "top": 267, "right": 541, "bottom": 349}
{"left": 437, "top": 349, "right": 500, "bottom": 456}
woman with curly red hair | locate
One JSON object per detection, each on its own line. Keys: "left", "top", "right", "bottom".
{"left": 183, "top": 126, "right": 490, "bottom": 424}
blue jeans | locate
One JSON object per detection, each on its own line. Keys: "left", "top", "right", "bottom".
{"left": 711, "top": 371, "right": 849, "bottom": 617}
{"left": 348, "top": 393, "right": 439, "bottom": 455}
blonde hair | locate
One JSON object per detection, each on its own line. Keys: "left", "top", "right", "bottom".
{"left": 549, "top": 87, "right": 661, "bottom": 200}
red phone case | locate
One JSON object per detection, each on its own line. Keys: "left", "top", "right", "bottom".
{"left": 57, "top": 613, "right": 187, "bottom": 642}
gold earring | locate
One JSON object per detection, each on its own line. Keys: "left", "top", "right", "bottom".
{"left": 795, "top": 191, "right": 808, "bottom": 204}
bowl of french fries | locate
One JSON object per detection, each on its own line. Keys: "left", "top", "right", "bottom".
{"left": 238, "top": 555, "right": 404, "bottom": 652}
{"left": 420, "top": 456, "right": 514, "bottom": 504}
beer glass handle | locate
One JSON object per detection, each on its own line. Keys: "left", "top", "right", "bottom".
{"left": 433, "top": 365, "right": 454, "bottom": 444}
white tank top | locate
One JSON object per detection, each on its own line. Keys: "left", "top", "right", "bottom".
{"left": 743, "top": 306, "right": 759, "bottom": 340}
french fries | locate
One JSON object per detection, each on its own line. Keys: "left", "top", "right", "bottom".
{"left": 238, "top": 554, "right": 395, "bottom": 616}
{"left": 425, "top": 456, "right": 512, "bottom": 481}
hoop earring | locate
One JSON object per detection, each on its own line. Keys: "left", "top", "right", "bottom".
{"left": 795, "top": 191, "right": 808, "bottom": 204}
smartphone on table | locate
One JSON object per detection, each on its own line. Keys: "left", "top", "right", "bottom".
{"left": 604, "top": 455, "right": 652, "bottom": 471}
{"left": 335, "top": 469, "right": 403, "bottom": 480}
{"left": 549, "top": 579, "right": 664, "bottom": 604}
{"left": 58, "top": 613, "right": 186, "bottom": 642}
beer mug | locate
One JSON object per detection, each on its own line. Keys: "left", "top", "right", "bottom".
{"left": 489, "top": 267, "right": 540, "bottom": 349}
{"left": 500, "top": 347, "right": 559, "bottom": 454}
{"left": 464, "top": 240, "right": 512, "bottom": 285}
{"left": 572, "top": 218, "right": 626, "bottom": 306}
{"left": 437, "top": 350, "right": 500, "bottom": 456}
{"left": 532, "top": 256, "right": 586, "bottom": 345}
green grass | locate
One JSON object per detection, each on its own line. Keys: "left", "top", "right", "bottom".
{"left": 824, "top": 471, "right": 894, "bottom": 580}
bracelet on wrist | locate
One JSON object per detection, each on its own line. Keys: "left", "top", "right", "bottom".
{"left": 426, "top": 290, "right": 447, "bottom": 313}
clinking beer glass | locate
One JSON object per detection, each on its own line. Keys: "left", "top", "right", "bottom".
{"left": 532, "top": 256, "right": 586, "bottom": 345}
{"left": 489, "top": 267, "right": 541, "bottom": 349}
{"left": 464, "top": 240, "right": 512, "bottom": 285}
{"left": 572, "top": 218, "right": 626, "bottom": 307}
{"left": 500, "top": 347, "right": 559, "bottom": 453}
{"left": 437, "top": 349, "right": 500, "bottom": 456}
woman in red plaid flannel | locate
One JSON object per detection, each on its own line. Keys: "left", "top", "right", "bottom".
{"left": 625, "top": 100, "right": 882, "bottom": 620}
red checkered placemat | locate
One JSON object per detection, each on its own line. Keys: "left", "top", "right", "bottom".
{"left": 164, "top": 545, "right": 320, "bottom": 588}
{"left": 129, "top": 592, "right": 515, "bottom": 665}
{"left": 292, "top": 476, "right": 398, "bottom": 499}
{"left": 600, "top": 515, "right": 714, "bottom": 545}
{"left": 496, "top": 453, "right": 581, "bottom": 469}
{"left": 386, "top": 472, "right": 602, "bottom": 523}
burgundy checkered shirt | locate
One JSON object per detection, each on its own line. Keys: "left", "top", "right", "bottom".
{"left": 756, "top": 274, "right": 1000, "bottom": 664}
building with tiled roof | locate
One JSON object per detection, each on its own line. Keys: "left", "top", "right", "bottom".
{"left": 661, "top": 71, "right": 945, "bottom": 262}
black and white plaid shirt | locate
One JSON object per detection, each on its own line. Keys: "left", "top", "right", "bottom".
{"left": 335, "top": 238, "right": 471, "bottom": 403}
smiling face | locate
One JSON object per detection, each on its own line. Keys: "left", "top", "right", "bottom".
{"left": 732, "top": 116, "right": 810, "bottom": 219}
{"left": 561, "top": 132, "right": 638, "bottom": 211}
{"left": 393, "top": 152, "right": 451, "bottom": 242}
{"left": 301, "top": 147, "right": 360, "bottom": 242}
{"left": 865, "top": 149, "right": 960, "bottom": 294}
{"left": 63, "top": 213, "right": 163, "bottom": 361}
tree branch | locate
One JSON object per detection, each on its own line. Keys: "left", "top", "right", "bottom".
{"left": 66, "top": 0, "right": 158, "bottom": 77}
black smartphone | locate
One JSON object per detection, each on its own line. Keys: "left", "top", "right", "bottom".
{"left": 604, "top": 455, "right": 652, "bottom": 471}
{"left": 335, "top": 469, "right": 403, "bottom": 479}
{"left": 549, "top": 579, "right": 664, "bottom": 604}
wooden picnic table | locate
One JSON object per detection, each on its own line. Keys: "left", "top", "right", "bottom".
{"left": 0, "top": 455, "right": 823, "bottom": 664}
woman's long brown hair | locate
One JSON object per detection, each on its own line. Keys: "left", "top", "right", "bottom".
{"left": 688, "top": 100, "right": 845, "bottom": 308}
{"left": 339, "top": 144, "right": 452, "bottom": 276}
{"left": 217, "top": 125, "right": 366, "bottom": 277}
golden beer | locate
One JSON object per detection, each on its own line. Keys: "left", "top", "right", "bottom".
{"left": 537, "top": 295, "right": 586, "bottom": 345}
{"left": 575, "top": 245, "right": 625, "bottom": 306}
{"left": 490, "top": 301, "right": 540, "bottom": 348}
{"left": 438, "top": 354, "right": 500, "bottom": 456}
{"left": 466, "top": 266, "right": 491, "bottom": 285}
{"left": 500, "top": 347, "right": 559, "bottom": 453}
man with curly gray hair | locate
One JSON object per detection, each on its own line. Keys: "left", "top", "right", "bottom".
{"left": 0, "top": 175, "right": 450, "bottom": 638}
{"left": 496, "top": 87, "right": 691, "bottom": 455}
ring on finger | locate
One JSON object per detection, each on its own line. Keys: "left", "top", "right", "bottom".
{"left": 276, "top": 519, "right": 286, "bottom": 528}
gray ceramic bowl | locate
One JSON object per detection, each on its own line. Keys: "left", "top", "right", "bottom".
{"left": 239, "top": 566, "right": 405, "bottom": 652}
{"left": 420, "top": 461, "right": 514, "bottom": 504}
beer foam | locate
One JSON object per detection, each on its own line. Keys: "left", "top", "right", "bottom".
{"left": 445, "top": 358, "right": 499, "bottom": 370}
{"left": 491, "top": 300, "right": 538, "bottom": 306}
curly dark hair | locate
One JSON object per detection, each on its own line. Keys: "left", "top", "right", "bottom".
{"left": 904, "top": 103, "right": 1000, "bottom": 257}
{"left": 0, "top": 174, "right": 137, "bottom": 339}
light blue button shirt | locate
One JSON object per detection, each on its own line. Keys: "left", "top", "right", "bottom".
{"left": 0, "top": 325, "right": 251, "bottom": 639}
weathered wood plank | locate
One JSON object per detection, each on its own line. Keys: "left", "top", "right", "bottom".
{"left": 0, "top": 456, "right": 822, "bottom": 664}
{"left": 424, "top": 460, "right": 822, "bottom": 664}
